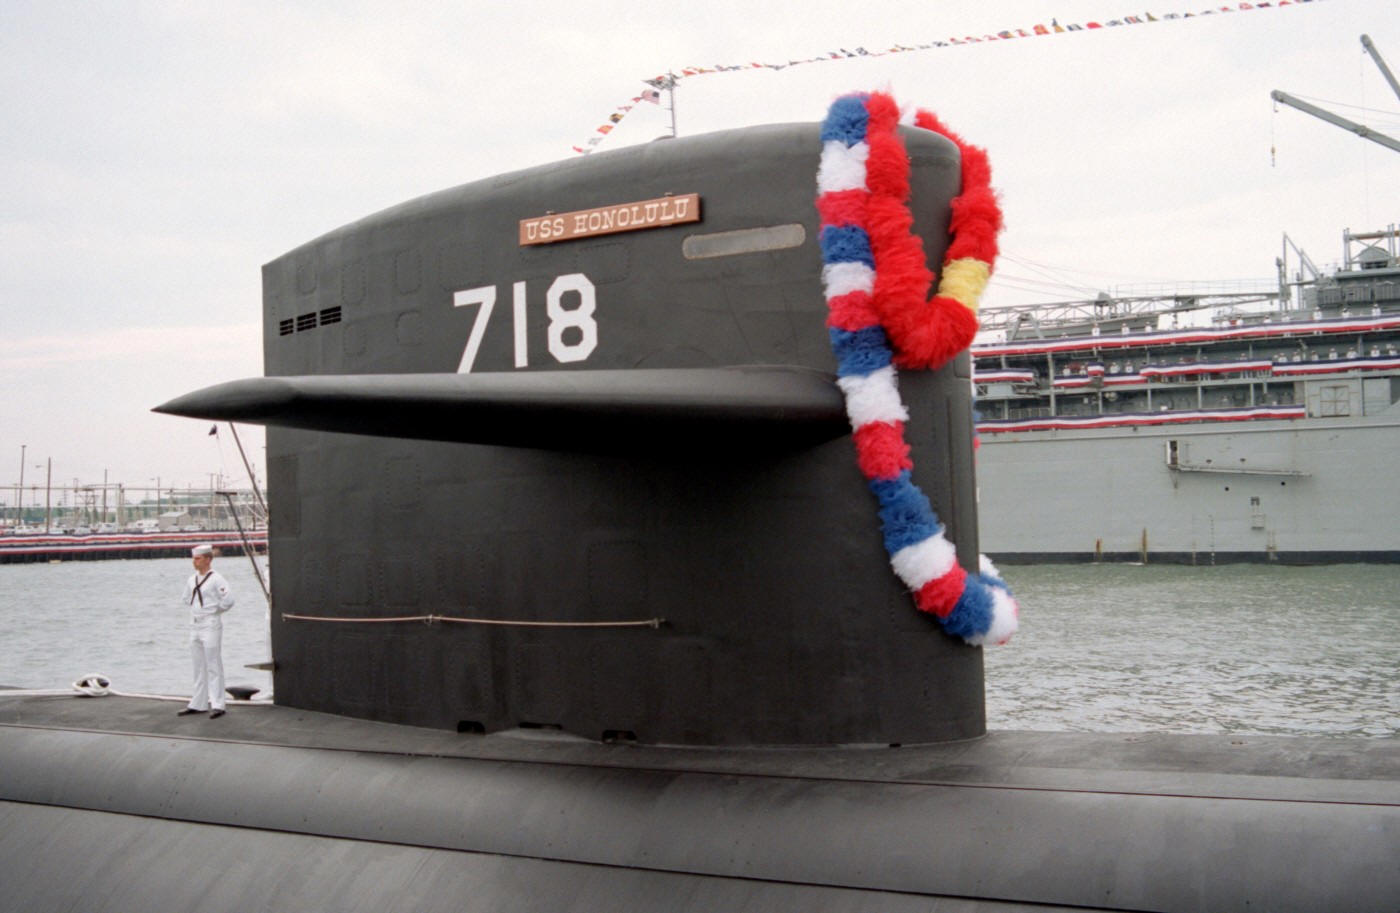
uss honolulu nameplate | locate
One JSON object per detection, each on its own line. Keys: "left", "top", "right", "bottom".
{"left": 519, "top": 193, "right": 700, "bottom": 246}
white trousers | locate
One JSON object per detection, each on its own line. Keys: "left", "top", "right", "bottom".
{"left": 188, "top": 616, "right": 225, "bottom": 711}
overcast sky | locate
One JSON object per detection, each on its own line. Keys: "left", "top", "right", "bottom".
{"left": 2, "top": 0, "right": 1396, "bottom": 496}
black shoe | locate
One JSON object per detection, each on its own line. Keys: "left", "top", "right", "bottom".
{"left": 177, "top": 708, "right": 205, "bottom": 716}
{"left": 210, "top": 709, "right": 226, "bottom": 719}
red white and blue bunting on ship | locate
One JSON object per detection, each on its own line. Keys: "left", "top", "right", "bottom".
{"left": 1049, "top": 359, "right": 1277, "bottom": 388}
{"left": 977, "top": 355, "right": 1400, "bottom": 390}
{"left": 574, "top": 1, "right": 1313, "bottom": 153}
{"left": 1274, "top": 355, "right": 1400, "bottom": 376}
{"left": 815, "top": 91, "right": 1017, "bottom": 647}
{"left": 973, "top": 314, "right": 1400, "bottom": 358}
{"left": 978, "top": 405, "right": 1305, "bottom": 433}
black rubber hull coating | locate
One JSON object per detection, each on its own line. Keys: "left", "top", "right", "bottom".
{"left": 2, "top": 709, "right": 1397, "bottom": 913}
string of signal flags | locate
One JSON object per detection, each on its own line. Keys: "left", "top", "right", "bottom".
{"left": 572, "top": 0, "right": 1317, "bottom": 154}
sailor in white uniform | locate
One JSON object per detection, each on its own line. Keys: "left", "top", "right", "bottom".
{"left": 178, "top": 544, "right": 234, "bottom": 717}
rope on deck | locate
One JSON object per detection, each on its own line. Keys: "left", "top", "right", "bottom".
{"left": 0, "top": 674, "right": 270, "bottom": 703}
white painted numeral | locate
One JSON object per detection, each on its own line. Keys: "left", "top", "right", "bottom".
{"left": 453, "top": 285, "right": 496, "bottom": 373}
{"left": 455, "top": 273, "right": 598, "bottom": 371}
{"left": 511, "top": 280, "right": 528, "bottom": 368}
{"left": 546, "top": 273, "right": 597, "bottom": 364}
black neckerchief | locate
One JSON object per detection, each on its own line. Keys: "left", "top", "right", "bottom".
{"left": 190, "top": 572, "right": 212, "bottom": 607}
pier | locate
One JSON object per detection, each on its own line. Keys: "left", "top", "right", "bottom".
{"left": 2, "top": 479, "right": 266, "bottom": 563}
{"left": 0, "top": 530, "right": 267, "bottom": 564}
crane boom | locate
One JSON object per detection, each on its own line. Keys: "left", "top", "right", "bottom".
{"left": 1271, "top": 34, "right": 1400, "bottom": 154}
{"left": 1361, "top": 34, "right": 1400, "bottom": 103}
{"left": 1270, "top": 89, "right": 1400, "bottom": 153}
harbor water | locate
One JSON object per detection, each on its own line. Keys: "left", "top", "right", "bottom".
{"left": 1, "top": 559, "right": 1396, "bottom": 737}
{"left": 984, "top": 563, "right": 1399, "bottom": 738}
{"left": 0, "top": 557, "right": 275, "bottom": 701}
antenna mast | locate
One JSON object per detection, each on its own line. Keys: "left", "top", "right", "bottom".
{"left": 644, "top": 73, "right": 679, "bottom": 138}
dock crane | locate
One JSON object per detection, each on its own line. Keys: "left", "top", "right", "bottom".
{"left": 1271, "top": 34, "right": 1400, "bottom": 154}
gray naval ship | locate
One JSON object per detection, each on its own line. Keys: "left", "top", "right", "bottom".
{"left": 974, "top": 226, "right": 1400, "bottom": 563}
{"left": 2, "top": 123, "right": 1397, "bottom": 911}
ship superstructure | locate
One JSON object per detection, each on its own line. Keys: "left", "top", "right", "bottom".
{"left": 973, "top": 227, "right": 1400, "bottom": 562}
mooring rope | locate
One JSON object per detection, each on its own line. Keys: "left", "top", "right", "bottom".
{"left": 0, "top": 673, "right": 270, "bottom": 703}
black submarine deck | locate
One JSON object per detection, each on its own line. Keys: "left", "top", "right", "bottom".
{"left": 2, "top": 694, "right": 1397, "bottom": 912}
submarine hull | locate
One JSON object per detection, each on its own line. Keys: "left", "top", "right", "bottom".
{"left": 78, "top": 114, "right": 1394, "bottom": 912}
{"left": 2, "top": 696, "right": 1398, "bottom": 913}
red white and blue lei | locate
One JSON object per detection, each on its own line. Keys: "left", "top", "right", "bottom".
{"left": 816, "top": 91, "right": 1018, "bottom": 646}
